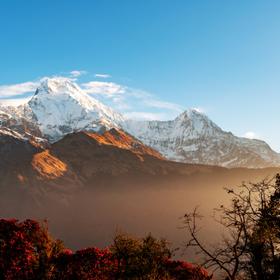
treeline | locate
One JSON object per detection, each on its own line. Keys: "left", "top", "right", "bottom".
{"left": 0, "top": 219, "right": 209, "bottom": 280}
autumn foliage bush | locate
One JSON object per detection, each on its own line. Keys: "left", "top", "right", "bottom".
{"left": 0, "top": 219, "right": 64, "bottom": 280}
{"left": 165, "top": 260, "right": 210, "bottom": 280}
{"left": 52, "top": 247, "right": 115, "bottom": 280}
{"left": 0, "top": 219, "right": 209, "bottom": 279}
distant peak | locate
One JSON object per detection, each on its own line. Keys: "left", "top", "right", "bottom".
{"left": 176, "top": 108, "right": 206, "bottom": 121}
{"left": 173, "top": 108, "right": 223, "bottom": 133}
{"left": 190, "top": 107, "right": 204, "bottom": 114}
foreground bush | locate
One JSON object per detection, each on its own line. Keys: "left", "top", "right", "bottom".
{"left": 52, "top": 247, "right": 115, "bottom": 280}
{"left": 165, "top": 260, "right": 210, "bottom": 280}
{"left": 0, "top": 219, "right": 209, "bottom": 279}
{"left": 0, "top": 219, "right": 64, "bottom": 280}
{"left": 111, "top": 233, "right": 171, "bottom": 279}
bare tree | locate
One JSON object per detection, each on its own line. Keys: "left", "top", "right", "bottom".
{"left": 183, "top": 174, "right": 280, "bottom": 280}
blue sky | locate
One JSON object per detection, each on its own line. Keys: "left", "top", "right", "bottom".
{"left": 0, "top": 0, "right": 280, "bottom": 151}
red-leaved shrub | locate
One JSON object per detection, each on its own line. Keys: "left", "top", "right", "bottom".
{"left": 53, "top": 247, "right": 116, "bottom": 279}
{"left": 0, "top": 219, "right": 210, "bottom": 279}
{"left": 0, "top": 219, "right": 64, "bottom": 280}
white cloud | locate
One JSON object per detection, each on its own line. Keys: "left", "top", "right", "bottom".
{"left": 123, "top": 112, "right": 168, "bottom": 121}
{"left": 81, "top": 80, "right": 183, "bottom": 120}
{"left": 110, "top": 96, "right": 131, "bottom": 110}
{"left": 122, "top": 88, "right": 183, "bottom": 113}
{"left": 0, "top": 81, "right": 38, "bottom": 98}
{"left": 82, "top": 81, "right": 125, "bottom": 95}
{"left": 70, "top": 70, "right": 87, "bottom": 78}
{"left": 0, "top": 97, "right": 31, "bottom": 106}
{"left": 243, "top": 131, "right": 259, "bottom": 139}
{"left": 142, "top": 98, "right": 183, "bottom": 112}
{"left": 95, "top": 73, "right": 111, "bottom": 78}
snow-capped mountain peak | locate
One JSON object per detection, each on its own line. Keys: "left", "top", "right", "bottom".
{"left": 33, "top": 77, "right": 110, "bottom": 111}
{"left": 35, "top": 77, "right": 78, "bottom": 94}
{"left": 175, "top": 109, "right": 211, "bottom": 125}
{"left": 174, "top": 109, "right": 223, "bottom": 137}
{"left": 28, "top": 77, "right": 124, "bottom": 141}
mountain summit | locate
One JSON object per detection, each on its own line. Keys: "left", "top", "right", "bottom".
{"left": 28, "top": 77, "right": 124, "bottom": 141}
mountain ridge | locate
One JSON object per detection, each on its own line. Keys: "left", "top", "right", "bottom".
{"left": 124, "top": 109, "right": 280, "bottom": 168}
{"left": 0, "top": 128, "right": 166, "bottom": 191}
{"left": 0, "top": 77, "right": 279, "bottom": 168}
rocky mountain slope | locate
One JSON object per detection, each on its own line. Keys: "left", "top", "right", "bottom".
{"left": 1, "top": 125, "right": 279, "bottom": 199}
{"left": 0, "top": 105, "right": 45, "bottom": 143}
{"left": 0, "top": 77, "right": 279, "bottom": 168}
{"left": 0, "top": 128, "right": 166, "bottom": 190}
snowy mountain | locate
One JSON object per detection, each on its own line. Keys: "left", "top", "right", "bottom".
{"left": 28, "top": 77, "right": 124, "bottom": 141}
{"left": 124, "top": 110, "right": 280, "bottom": 168}
{"left": 0, "top": 77, "right": 279, "bottom": 168}
{"left": 0, "top": 104, "right": 47, "bottom": 145}
{"left": 0, "top": 77, "right": 124, "bottom": 142}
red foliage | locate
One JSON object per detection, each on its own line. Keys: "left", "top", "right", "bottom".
{"left": 53, "top": 247, "right": 117, "bottom": 280}
{"left": 165, "top": 259, "right": 211, "bottom": 280}
{"left": 0, "top": 218, "right": 210, "bottom": 279}
{"left": 0, "top": 219, "right": 47, "bottom": 279}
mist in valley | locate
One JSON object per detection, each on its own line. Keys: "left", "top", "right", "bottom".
{"left": 1, "top": 167, "right": 279, "bottom": 263}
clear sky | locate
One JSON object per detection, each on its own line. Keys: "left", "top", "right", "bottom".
{"left": 0, "top": 0, "right": 279, "bottom": 151}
